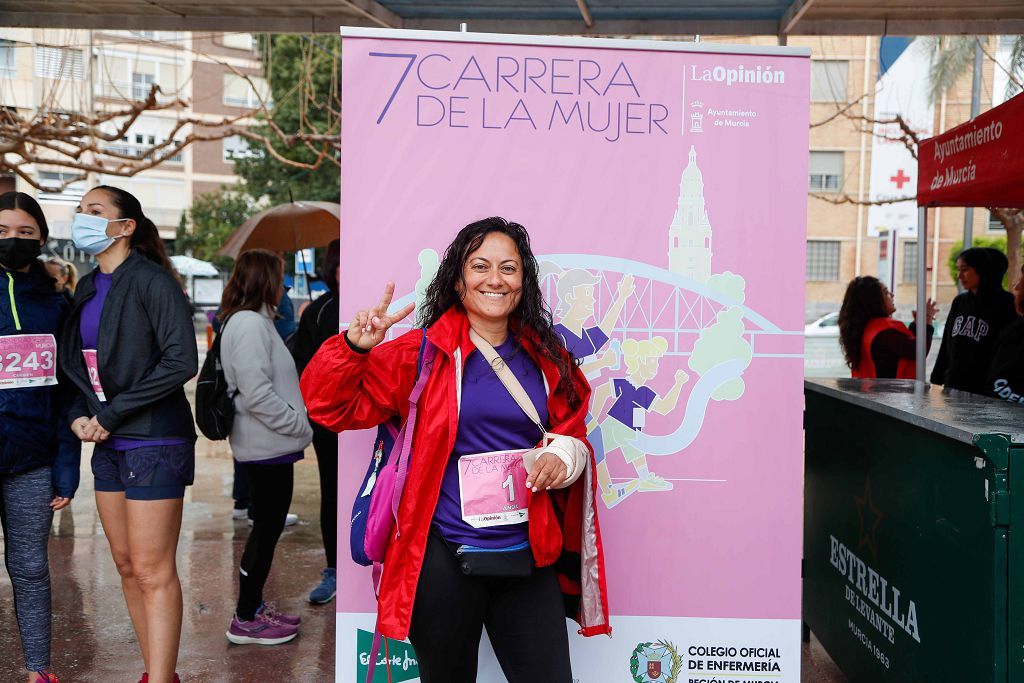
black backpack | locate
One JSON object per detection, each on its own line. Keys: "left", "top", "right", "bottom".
{"left": 195, "top": 315, "right": 237, "bottom": 440}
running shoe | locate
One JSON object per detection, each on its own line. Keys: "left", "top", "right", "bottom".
{"left": 226, "top": 612, "right": 298, "bottom": 645}
{"left": 638, "top": 473, "right": 673, "bottom": 491}
{"left": 601, "top": 479, "right": 640, "bottom": 508}
{"left": 308, "top": 567, "right": 336, "bottom": 604}
{"left": 137, "top": 673, "right": 178, "bottom": 682}
{"left": 259, "top": 600, "right": 301, "bottom": 626}
{"left": 231, "top": 508, "right": 248, "bottom": 520}
{"left": 32, "top": 671, "right": 59, "bottom": 683}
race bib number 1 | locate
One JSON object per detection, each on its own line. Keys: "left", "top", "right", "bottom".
{"left": 0, "top": 334, "right": 58, "bottom": 389}
{"left": 458, "top": 449, "right": 530, "bottom": 528}
{"left": 82, "top": 349, "right": 106, "bottom": 402}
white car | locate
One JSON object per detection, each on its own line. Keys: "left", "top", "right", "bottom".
{"left": 805, "top": 312, "right": 840, "bottom": 337}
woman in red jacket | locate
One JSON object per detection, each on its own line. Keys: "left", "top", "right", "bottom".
{"left": 301, "top": 217, "right": 609, "bottom": 682}
{"left": 838, "top": 276, "right": 936, "bottom": 379}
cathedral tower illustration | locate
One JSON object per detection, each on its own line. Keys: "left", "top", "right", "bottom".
{"left": 668, "top": 145, "right": 713, "bottom": 282}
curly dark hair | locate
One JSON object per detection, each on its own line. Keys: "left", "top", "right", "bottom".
{"left": 417, "top": 217, "right": 582, "bottom": 410}
{"left": 838, "top": 276, "right": 889, "bottom": 369}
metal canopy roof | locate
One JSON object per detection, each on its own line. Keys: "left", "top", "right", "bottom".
{"left": 1, "top": 0, "right": 1022, "bottom": 35}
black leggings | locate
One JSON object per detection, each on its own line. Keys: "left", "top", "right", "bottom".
{"left": 311, "top": 422, "right": 337, "bottom": 569}
{"left": 236, "top": 462, "right": 293, "bottom": 621}
{"left": 408, "top": 531, "right": 572, "bottom": 683}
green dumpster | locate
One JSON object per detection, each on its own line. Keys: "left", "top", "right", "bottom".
{"left": 803, "top": 378, "right": 1024, "bottom": 682}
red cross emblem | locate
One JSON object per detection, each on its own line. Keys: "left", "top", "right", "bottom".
{"left": 890, "top": 169, "right": 911, "bottom": 189}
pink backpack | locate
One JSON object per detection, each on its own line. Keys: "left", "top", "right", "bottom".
{"left": 361, "top": 336, "right": 436, "bottom": 682}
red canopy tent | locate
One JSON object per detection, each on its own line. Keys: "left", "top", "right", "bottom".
{"left": 912, "top": 92, "right": 1024, "bottom": 379}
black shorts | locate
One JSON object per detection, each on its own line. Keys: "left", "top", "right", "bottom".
{"left": 92, "top": 442, "right": 195, "bottom": 501}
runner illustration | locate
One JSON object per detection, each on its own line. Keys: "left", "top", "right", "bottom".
{"left": 590, "top": 337, "right": 690, "bottom": 508}
{"left": 552, "top": 269, "right": 634, "bottom": 379}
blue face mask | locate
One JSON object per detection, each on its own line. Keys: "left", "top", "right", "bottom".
{"left": 71, "top": 214, "right": 129, "bottom": 256}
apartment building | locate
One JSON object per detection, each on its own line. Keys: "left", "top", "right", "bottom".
{"left": 0, "top": 28, "right": 265, "bottom": 270}
{"left": 702, "top": 34, "right": 1012, "bottom": 321}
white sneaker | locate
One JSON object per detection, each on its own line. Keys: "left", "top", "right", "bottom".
{"left": 248, "top": 513, "right": 299, "bottom": 527}
{"left": 232, "top": 508, "right": 248, "bottom": 520}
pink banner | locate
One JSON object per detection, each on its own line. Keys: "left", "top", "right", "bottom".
{"left": 337, "top": 28, "right": 809, "bottom": 682}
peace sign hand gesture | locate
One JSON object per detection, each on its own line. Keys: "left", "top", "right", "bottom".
{"left": 346, "top": 281, "right": 416, "bottom": 350}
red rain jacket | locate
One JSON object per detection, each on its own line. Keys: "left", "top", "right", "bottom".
{"left": 852, "top": 318, "right": 916, "bottom": 379}
{"left": 300, "top": 306, "right": 612, "bottom": 640}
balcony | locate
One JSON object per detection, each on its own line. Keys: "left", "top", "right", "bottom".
{"left": 97, "top": 80, "right": 177, "bottom": 103}
{"left": 101, "top": 142, "right": 183, "bottom": 164}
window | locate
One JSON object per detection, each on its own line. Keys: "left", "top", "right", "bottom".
{"left": 809, "top": 151, "right": 843, "bottom": 192}
{"left": 806, "top": 240, "right": 841, "bottom": 281}
{"left": 811, "top": 60, "right": 848, "bottom": 103}
{"left": 0, "top": 40, "right": 15, "bottom": 77}
{"left": 901, "top": 241, "right": 918, "bottom": 284}
{"left": 35, "top": 46, "right": 85, "bottom": 80}
{"left": 132, "top": 71, "right": 155, "bottom": 100}
{"left": 988, "top": 210, "right": 1006, "bottom": 231}
{"left": 223, "top": 74, "right": 269, "bottom": 108}
{"left": 97, "top": 53, "right": 183, "bottom": 100}
{"left": 223, "top": 135, "right": 256, "bottom": 162}
{"left": 37, "top": 170, "right": 87, "bottom": 203}
{"left": 221, "top": 33, "right": 255, "bottom": 51}
{"left": 99, "top": 115, "right": 183, "bottom": 163}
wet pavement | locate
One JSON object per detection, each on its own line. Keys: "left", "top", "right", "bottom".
{"left": 0, "top": 433, "right": 846, "bottom": 683}
{"left": 0, "top": 437, "right": 335, "bottom": 683}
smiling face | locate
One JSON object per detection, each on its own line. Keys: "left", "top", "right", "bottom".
{"left": 570, "top": 284, "right": 596, "bottom": 317}
{"left": 456, "top": 231, "right": 523, "bottom": 328}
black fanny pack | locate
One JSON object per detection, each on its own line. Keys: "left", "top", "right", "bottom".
{"left": 442, "top": 536, "right": 534, "bottom": 578}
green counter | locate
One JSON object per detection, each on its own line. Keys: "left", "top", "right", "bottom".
{"left": 804, "top": 378, "right": 1024, "bottom": 682}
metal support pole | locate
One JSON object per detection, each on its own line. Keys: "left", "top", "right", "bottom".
{"left": 916, "top": 207, "right": 929, "bottom": 382}
{"left": 961, "top": 39, "right": 984, "bottom": 253}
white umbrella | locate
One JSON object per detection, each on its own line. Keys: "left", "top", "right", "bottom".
{"left": 170, "top": 255, "right": 219, "bottom": 277}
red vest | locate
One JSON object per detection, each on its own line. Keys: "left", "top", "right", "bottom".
{"left": 852, "top": 317, "right": 916, "bottom": 379}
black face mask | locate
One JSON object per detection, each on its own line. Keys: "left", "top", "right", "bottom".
{"left": 0, "top": 238, "right": 43, "bottom": 271}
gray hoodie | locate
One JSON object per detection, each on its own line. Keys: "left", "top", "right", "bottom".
{"left": 221, "top": 307, "right": 313, "bottom": 462}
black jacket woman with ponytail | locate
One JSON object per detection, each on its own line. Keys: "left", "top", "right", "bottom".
{"left": 59, "top": 186, "right": 197, "bottom": 683}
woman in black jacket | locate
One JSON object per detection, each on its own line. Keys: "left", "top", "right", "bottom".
{"left": 60, "top": 186, "right": 197, "bottom": 683}
{"left": 930, "top": 247, "right": 1017, "bottom": 394}
{"left": 0, "top": 192, "right": 80, "bottom": 683}
{"left": 290, "top": 238, "right": 340, "bottom": 603}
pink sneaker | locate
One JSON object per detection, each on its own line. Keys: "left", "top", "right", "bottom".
{"left": 259, "top": 601, "right": 301, "bottom": 626}
{"left": 226, "top": 612, "right": 298, "bottom": 645}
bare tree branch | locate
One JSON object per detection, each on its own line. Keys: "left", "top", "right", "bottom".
{"left": 810, "top": 193, "right": 915, "bottom": 207}
{"left": 809, "top": 93, "right": 871, "bottom": 128}
{"left": 0, "top": 81, "right": 341, "bottom": 192}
